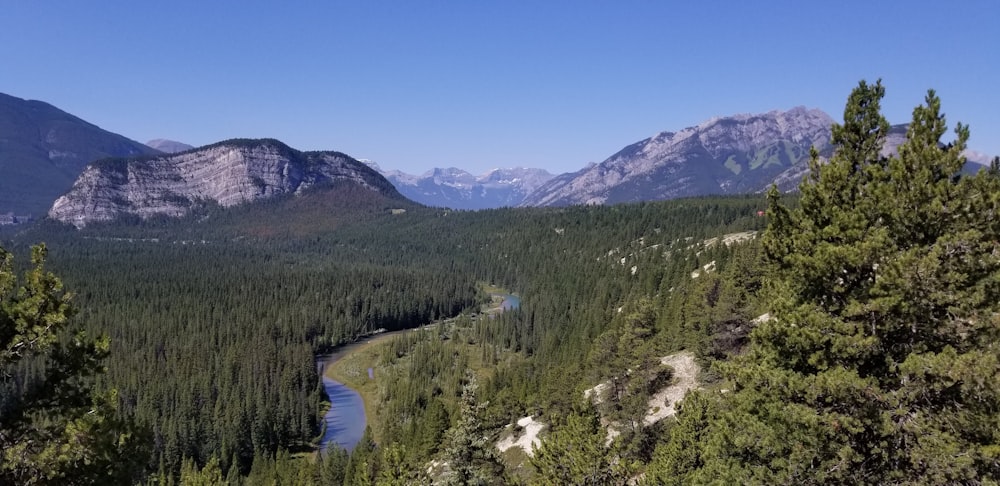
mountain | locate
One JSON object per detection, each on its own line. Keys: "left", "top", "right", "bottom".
{"left": 523, "top": 111, "right": 996, "bottom": 207}
{"left": 521, "top": 107, "right": 835, "bottom": 206}
{"left": 49, "top": 138, "right": 403, "bottom": 228}
{"left": 0, "top": 92, "right": 160, "bottom": 215}
{"left": 373, "top": 165, "right": 554, "bottom": 209}
{"left": 146, "top": 138, "right": 194, "bottom": 153}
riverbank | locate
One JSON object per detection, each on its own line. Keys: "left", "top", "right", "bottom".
{"left": 321, "top": 329, "right": 415, "bottom": 445}
{"left": 316, "top": 289, "right": 521, "bottom": 450}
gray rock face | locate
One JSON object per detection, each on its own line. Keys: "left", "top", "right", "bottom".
{"left": 377, "top": 166, "right": 554, "bottom": 209}
{"left": 521, "top": 107, "right": 835, "bottom": 206}
{"left": 49, "top": 139, "right": 399, "bottom": 228}
{"left": 524, "top": 113, "right": 996, "bottom": 206}
{"left": 769, "top": 123, "right": 992, "bottom": 191}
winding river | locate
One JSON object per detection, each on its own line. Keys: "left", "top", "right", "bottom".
{"left": 315, "top": 293, "right": 520, "bottom": 452}
{"left": 315, "top": 343, "right": 370, "bottom": 452}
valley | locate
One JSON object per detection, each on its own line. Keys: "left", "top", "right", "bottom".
{"left": 3, "top": 189, "right": 767, "bottom": 483}
{"left": 1, "top": 82, "right": 998, "bottom": 484}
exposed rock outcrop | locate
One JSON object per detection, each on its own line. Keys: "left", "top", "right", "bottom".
{"left": 522, "top": 107, "right": 835, "bottom": 206}
{"left": 49, "top": 139, "right": 401, "bottom": 228}
{"left": 523, "top": 111, "right": 994, "bottom": 206}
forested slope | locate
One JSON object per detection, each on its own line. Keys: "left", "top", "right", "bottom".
{"left": 5, "top": 183, "right": 767, "bottom": 482}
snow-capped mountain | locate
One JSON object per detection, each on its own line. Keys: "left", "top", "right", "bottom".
{"left": 367, "top": 164, "right": 554, "bottom": 209}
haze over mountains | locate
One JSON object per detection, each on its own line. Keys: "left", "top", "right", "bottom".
{"left": 0, "top": 93, "right": 159, "bottom": 215}
{"left": 146, "top": 139, "right": 194, "bottom": 154}
{"left": 2, "top": 91, "right": 995, "bottom": 225}
{"left": 370, "top": 164, "right": 554, "bottom": 210}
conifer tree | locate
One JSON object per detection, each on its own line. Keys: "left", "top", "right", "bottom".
{"left": 0, "top": 244, "right": 147, "bottom": 485}
{"left": 530, "top": 402, "right": 628, "bottom": 485}
{"left": 444, "top": 372, "right": 508, "bottom": 486}
{"left": 375, "top": 443, "right": 412, "bottom": 486}
{"left": 346, "top": 426, "right": 378, "bottom": 485}
{"left": 650, "top": 81, "right": 1000, "bottom": 483}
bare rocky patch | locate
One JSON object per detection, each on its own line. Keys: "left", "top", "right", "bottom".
{"left": 496, "top": 416, "right": 546, "bottom": 457}
{"left": 644, "top": 351, "right": 700, "bottom": 425}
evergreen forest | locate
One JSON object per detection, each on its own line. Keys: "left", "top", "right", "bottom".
{"left": 2, "top": 81, "right": 999, "bottom": 484}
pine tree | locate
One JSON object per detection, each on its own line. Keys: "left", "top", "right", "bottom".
{"left": 179, "top": 455, "right": 224, "bottom": 485}
{"left": 443, "top": 372, "right": 508, "bottom": 486}
{"left": 650, "top": 81, "right": 1000, "bottom": 483}
{"left": 0, "top": 244, "right": 148, "bottom": 485}
{"left": 375, "top": 444, "right": 413, "bottom": 486}
{"left": 318, "top": 446, "right": 349, "bottom": 485}
{"left": 346, "top": 426, "right": 378, "bottom": 485}
{"left": 529, "top": 402, "right": 628, "bottom": 485}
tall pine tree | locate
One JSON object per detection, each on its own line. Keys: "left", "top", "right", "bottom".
{"left": 649, "top": 81, "right": 1000, "bottom": 484}
{"left": 444, "top": 372, "right": 508, "bottom": 486}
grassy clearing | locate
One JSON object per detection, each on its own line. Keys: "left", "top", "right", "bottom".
{"left": 479, "top": 281, "right": 508, "bottom": 295}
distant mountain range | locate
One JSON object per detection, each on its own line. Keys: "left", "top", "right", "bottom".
{"left": 522, "top": 107, "right": 837, "bottom": 206}
{"left": 2, "top": 91, "right": 994, "bottom": 224}
{"left": 0, "top": 93, "right": 159, "bottom": 215}
{"left": 146, "top": 139, "right": 194, "bottom": 153}
{"left": 524, "top": 110, "right": 995, "bottom": 207}
{"left": 367, "top": 164, "right": 554, "bottom": 209}
{"left": 49, "top": 139, "right": 401, "bottom": 228}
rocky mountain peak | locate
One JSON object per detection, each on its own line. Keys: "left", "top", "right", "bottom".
{"left": 521, "top": 107, "right": 836, "bottom": 207}
{"left": 367, "top": 163, "right": 554, "bottom": 209}
{"left": 49, "top": 138, "right": 400, "bottom": 228}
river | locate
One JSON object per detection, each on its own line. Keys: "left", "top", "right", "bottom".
{"left": 315, "top": 293, "right": 520, "bottom": 452}
{"left": 500, "top": 294, "right": 521, "bottom": 311}
{"left": 315, "top": 341, "right": 371, "bottom": 452}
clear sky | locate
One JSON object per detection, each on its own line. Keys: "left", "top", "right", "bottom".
{"left": 2, "top": 1, "right": 997, "bottom": 175}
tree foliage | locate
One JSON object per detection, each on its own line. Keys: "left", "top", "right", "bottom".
{"left": 530, "top": 402, "right": 629, "bottom": 485}
{"left": 651, "top": 81, "right": 1000, "bottom": 483}
{"left": 16, "top": 187, "right": 766, "bottom": 481}
{"left": 0, "top": 244, "right": 147, "bottom": 485}
{"left": 444, "top": 372, "right": 509, "bottom": 486}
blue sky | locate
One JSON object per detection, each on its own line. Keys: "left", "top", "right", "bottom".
{"left": 3, "top": 1, "right": 997, "bottom": 174}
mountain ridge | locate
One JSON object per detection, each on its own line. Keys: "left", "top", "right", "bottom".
{"left": 368, "top": 164, "right": 554, "bottom": 209}
{"left": 520, "top": 108, "right": 995, "bottom": 206}
{"left": 0, "top": 92, "right": 159, "bottom": 215}
{"left": 521, "top": 107, "right": 836, "bottom": 206}
{"left": 49, "top": 138, "right": 403, "bottom": 228}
